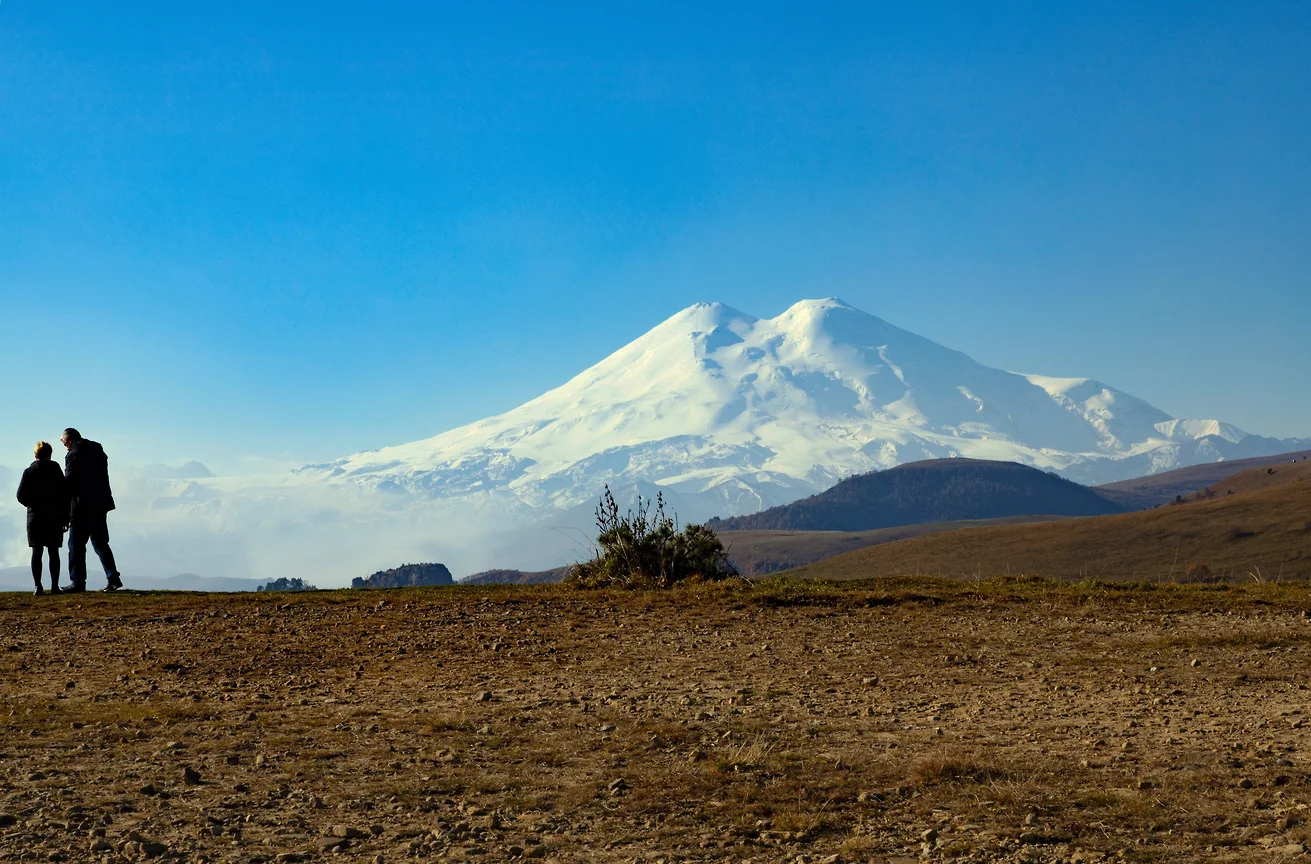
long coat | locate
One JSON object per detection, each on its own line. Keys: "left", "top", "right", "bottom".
{"left": 16, "top": 460, "right": 69, "bottom": 548}
{"left": 65, "top": 439, "right": 116, "bottom": 519}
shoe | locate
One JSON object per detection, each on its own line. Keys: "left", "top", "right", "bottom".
{"left": 102, "top": 583, "right": 121, "bottom": 593}
{"left": 33, "top": 586, "right": 44, "bottom": 597}
{"left": 65, "top": 584, "right": 86, "bottom": 594}
{"left": 49, "top": 585, "right": 62, "bottom": 595}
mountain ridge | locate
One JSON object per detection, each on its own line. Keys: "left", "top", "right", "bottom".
{"left": 710, "top": 458, "right": 1122, "bottom": 532}
{"left": 299, "top": 298, "right": 1308, "bottom": 522}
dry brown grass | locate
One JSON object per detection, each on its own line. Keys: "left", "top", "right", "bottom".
{"left": 0, "top": 580, "right": 1309, "bottom": 862}
{"left": 792, "top": 479, "right": 1311, "bottom": 584}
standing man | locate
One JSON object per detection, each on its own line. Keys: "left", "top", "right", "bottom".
{"left": 62, "top": 428, "right": 124, "bottom": 593}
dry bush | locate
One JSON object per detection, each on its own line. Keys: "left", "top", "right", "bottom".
{"left": 1183, "top": 562, "right": 1214, "bottom": 583}
{"left": 568, "top": 487, "right": 739, "bottom": 589}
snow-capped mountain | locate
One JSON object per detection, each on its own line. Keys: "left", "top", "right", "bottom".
{"left": 299, "top": 298, "right": 1307, "bottom": 517}
{"left": 8, "top": 298, "right": 1303, "bottom": 585}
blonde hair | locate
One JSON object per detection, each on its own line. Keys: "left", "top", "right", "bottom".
{"left": 34, "top": 441, "right": 52, "bottom": 461}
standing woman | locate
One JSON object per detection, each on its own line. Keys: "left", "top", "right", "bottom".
{"left": 15, "top": 441, "right": 69, "bottom": 596}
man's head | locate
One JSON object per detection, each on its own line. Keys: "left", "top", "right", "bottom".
{"left": 34, "top": 441, "right": 52, "bottom": 461}
{"left": 61, "top": 428, "right": 82, "bottom": 450}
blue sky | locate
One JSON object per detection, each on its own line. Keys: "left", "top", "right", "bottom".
{"left": 2, "top": 1, "right": 1308, "bottom": 471}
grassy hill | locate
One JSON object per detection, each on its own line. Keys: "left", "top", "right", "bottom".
{"left": 710, "top": 458, "right": 1121, "bottom": 532}
{"left": 1093, "top": 449, "right": 1311, "bottom": 510}
{"left": 790, "top": 478, "right": 1311, "bottom": 583}
{"left": 1186, "top": 458, "right": 1311, "bottom": 501}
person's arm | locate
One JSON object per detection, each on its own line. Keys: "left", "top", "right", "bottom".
{"left": 15, "top": 468, "right": 31, "bottom": 508}
{"left": 56, "top": 468, "right": 70, "bottom": 527}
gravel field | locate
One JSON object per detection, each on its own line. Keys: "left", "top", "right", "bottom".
{"left": 1, "top": 579, "right": 1309, "bottom": 863}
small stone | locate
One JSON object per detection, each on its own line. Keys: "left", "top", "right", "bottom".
{"left": 474, "top": 690, "right": 493, "bottom": 702}
{"left": 1137, "top": 779, "right": 1153, "bottom": 790}
{"left": 1190, "top": 658, "right": 1201, "bottom": 667}
{"left": 921, "top": 828, "right": 938, "bottom": 843}
{"left": 254, "top": 754, "right": 267, "bottom": 768}
{"left": 1238, "top": 778, "right": 1254, "bottom": 789}
{"left": 332, "top": 824, "right": 365, "bottom": 838}
{"left": 599, "top": 724, "right": 616, "bottom": 733}
{"left": 27, "top": 771, "right": 46, "bottom": 781}
{"left": 1024, "top": 812, "right": 1039, "bottom": 826}
{"left": 182, "top": 766, "right": 202, "bottom": 785}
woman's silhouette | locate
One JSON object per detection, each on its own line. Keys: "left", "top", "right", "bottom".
{"left": 16, "top": 441, "right": 69, "bottom": 596}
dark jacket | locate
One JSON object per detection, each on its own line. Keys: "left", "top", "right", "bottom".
{"left": 16, "top": 459, "right": 70, "bottom": 548}
{"left": 64, "top": 439, "right": 116, "bottom": 518}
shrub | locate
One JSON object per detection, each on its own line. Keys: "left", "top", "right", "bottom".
{"left": 1183, "top": 563, "right": 1214, "bottom": 583}
{"left": 567, "top": 486, "right": 740, "bottom": 589}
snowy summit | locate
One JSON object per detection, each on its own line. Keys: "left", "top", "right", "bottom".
{"left": 301, "top": 299, "right": 1306, "bottom": 521}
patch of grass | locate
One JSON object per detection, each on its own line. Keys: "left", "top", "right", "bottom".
{"left": 910, "top": 751, "right": 1010, "bottom": 786}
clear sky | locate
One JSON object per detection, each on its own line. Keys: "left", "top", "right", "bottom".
{"left": 2, "top": 1, "right": 1308, "bottom": 472}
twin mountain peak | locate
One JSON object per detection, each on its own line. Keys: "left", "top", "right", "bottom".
{"left": 302, "top": 298, "right": 1307, "bottom": 523}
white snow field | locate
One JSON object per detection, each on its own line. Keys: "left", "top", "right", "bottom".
{"left": 301, "top": 297, "right": 1300, "bottom": 505}
{"left": 4, "top": 299, "right": 1303, "bottom": 585}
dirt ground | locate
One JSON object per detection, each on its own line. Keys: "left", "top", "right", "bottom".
{"left": 2, "top": 579, "right": 1310, "bottom": 863}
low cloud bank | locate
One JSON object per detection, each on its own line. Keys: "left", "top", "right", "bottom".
{"left": 0, "top": 461, "right": 607, "bottom": 587}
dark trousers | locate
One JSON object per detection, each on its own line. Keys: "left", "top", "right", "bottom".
{"left": 68, "top": 511, "right": 120, "bottom": 588}
{"left": 31, "top": 547, "right": 60, "bottom": 589}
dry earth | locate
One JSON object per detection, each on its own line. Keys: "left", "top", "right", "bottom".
{"left": 2, "top": 580, "right": 1311, "bottom": 863}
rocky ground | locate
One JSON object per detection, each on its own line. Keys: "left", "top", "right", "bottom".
{"left": 1, "top": 578, "right": 1310, "bottom": 863}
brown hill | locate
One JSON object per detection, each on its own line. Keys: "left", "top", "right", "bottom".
{"left": 1094, "top": 450, "right": 1311, "bottom": 510}
{"left": 1185, "top": 459, "right": 1311, "bottom": 502}
{"left": 791, "top": 478, "right": 1311, "bottom": 583}
{"left": 461, "top": 566, "right": 572, "bottom": 585}
{"left": 720, "top": 516, "right": 1067, "bottom": 576}
{"left": 711, "top": 458, "right": 1120, "bottom": 532}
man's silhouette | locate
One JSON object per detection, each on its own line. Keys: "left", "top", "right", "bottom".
{"left": 62, "top": 428, "right": 123, "bottom": 593}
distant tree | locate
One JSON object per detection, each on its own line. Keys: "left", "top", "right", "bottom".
{"left": 568, "top": 487, "right": 739, "bottom": 589}
{"left": 257, "top": 577, "right": 317, "bottom": 592}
